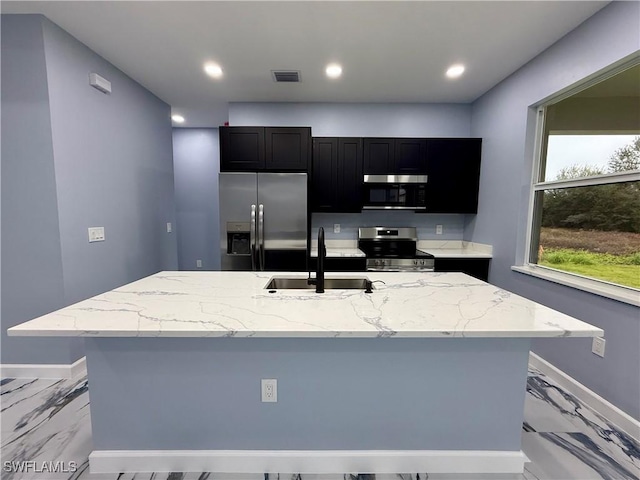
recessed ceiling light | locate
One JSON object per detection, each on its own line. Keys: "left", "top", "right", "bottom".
{"left": 446, "top": 64, "right": 465, "bottom": 79}
{"left": 172, "top": 114, "right": 185, "bottom": 124}
{"left": 325, "top": 63, "right": 342, "bottom": 79}
{"left": 204, "top": 62, "right": 223, "bottom": 78}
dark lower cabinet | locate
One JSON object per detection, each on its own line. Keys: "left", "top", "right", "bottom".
{"left": 220, "top": 126, "right": 310, "bottom": 172}
{"left": 264, "top": 250, "right": 307, "bottom": 271}
{"left": 434, "top": 258, "right": 490, "bottom": 282}
{"left": 425, "top": 138, "right": 482, "bottom": 213}
{"left": 308, "top": 257, "right": 366, "bottom": 272}
{"left": 312, "top": 137, "right": 362, "bottom": 212}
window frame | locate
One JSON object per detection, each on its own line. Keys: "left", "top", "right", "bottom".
{"left": 517, "top": 58, "right": 640, "bottom": 307}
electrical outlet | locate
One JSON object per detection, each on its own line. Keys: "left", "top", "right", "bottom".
{"left": 196, "top": 259, "right": 202, "bottom": 268}
{"left": 436, "top": 225, "right": 443, "bottom": 235}
{"left": 592, "top": 337, "right": 606, "bottom": 357}
{"left": 333, "top": 224, "right": 340, "bottom": 234}
{"left": 166, "top": 222, "right": 172, "bottom": 233}
{"left": 261, "top": 378, "right": 277, "bottom": 403}
{"left": 88, "top": 227, "right": 105, "bottom": 242}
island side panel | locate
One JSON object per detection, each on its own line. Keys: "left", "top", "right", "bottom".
{"left": 85, "top": 337, "right": 531, "bottom": 451}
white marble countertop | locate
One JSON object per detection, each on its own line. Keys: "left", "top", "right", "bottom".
{"left": 308, "top": 240, "right": 491, "bottom": 259}
{"left": 418, "top": 241, "right": 493, "bottom": 259}
{"left": 8, "top": 271, "right": 602, "bottom": 339}
{"left": 309, "top": 239, "right": 365, "bottom": 258}
{"left": 309, "top": 248, "right": 365, "bottom": 258}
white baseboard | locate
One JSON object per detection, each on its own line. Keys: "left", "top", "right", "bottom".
{"left": 89, "top": 450, "right": 528, "bottom": 474}
{"left": 529, "top": 352, "right": 640, "bottom": 440}
{"left": 1, "top": 356, "right": 87, "bottom": 380}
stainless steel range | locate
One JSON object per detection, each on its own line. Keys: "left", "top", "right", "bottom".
{"left": 358, "top": 227, "right": 435, "bottom": 272}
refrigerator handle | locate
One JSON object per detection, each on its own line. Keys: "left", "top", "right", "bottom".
{"left": 250, "top": 204, "right": 257, "bottom": 271}
{"left": 258, "top": 204, "right": 265, "bottom": 271}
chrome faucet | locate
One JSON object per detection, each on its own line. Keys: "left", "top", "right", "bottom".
{"left": 316, "top": 227, "right": 325, "bottom": 293}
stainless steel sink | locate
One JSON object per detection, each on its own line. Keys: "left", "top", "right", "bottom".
{"left": 264, "top": 277, "right": 374, "bottom": 290}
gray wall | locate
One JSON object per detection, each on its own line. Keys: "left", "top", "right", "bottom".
{"left": 229, "top": 102, "right": 471, "bottom": 138}
{"left": 468, "top": 1, "right": 640, "bottom": 419}
{"left": 313, "top": 212, "right": 465, "bottom": 241}
{"left": 42, "top": 18, "right": 177, "bottom": 306}
{"left": 1, "top": 15, "right": 73, "bottom": 364}
{"left": 1, "top": 15, "right": 178, "bottom": 364}
{"left": 230, "top": 102, "right": 473, "bottom": 242}
{"left": 86, "top": 337, "right": 530, "bottom": 451}
{"left": 172, "top": 128, "right": 220, "bottom": 271}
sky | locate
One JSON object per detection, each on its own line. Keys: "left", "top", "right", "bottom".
{"left": 544, "top": 135, "right": 637, "bottom": 181}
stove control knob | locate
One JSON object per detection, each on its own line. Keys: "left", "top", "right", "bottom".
{"left": 381, "top": 260, "right": 386, "bottom": 266}
{"left": 374, "top": 259, "right": 380, "bottom": 266}
{"left": 420, "top": 260, "right": 426, "bottom": 266}
{"left": 413, "top": 259, "right": 418, "bottom": 266}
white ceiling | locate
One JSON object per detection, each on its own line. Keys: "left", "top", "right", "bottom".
{"left": 2, "top": 1, "right": 609, "bottom": 127}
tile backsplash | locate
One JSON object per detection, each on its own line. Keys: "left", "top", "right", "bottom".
{"left": 311, "top": 212, "right": 466, "bottom": 240}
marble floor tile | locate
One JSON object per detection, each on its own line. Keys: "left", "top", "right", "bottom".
{"left": 527, "top": 366, "right": 544, "bottom": 377}
{"left": 1, "top": 376, "right": 93, "bottom": 480}
{"left": 523, "top": 374, "right": 640, "bottom": 477}
{"left": 2, "top": 365, "right": 639, "bottom": 480}
{"left": 523, "top": 432, "right": 639, "bottom": 480}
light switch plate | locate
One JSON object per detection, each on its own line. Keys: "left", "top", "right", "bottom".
{"left": 333, "top": 224, "right": 340, "bottom": 234}
{"left": 436, "top": 225, "right": 443, "bottom": 235}
{"left": 88, "top": 227, "right": 105, "bottom": 243}
{"left": 167, "top": 222, "right": 172, "bottom": 233}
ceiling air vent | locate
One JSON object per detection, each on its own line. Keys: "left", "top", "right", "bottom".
{"left": 272, "top": 70, "right": 301, "bottom": 83}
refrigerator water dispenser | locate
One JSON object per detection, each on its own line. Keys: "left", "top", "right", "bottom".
{"left": 226, "top": 222, "right": 251, "bottom": 255}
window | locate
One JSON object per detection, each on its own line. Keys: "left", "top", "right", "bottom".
{"left": 526, "top": 64, "right": 640, "bottom": 294}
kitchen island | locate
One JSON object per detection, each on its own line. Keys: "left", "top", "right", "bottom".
{"left": 8, "top": 271, "right": 603, "bottom": 475}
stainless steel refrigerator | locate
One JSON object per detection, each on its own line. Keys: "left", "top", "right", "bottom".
{"left": 219, "top": 172, "right": 308, "bottom": 271}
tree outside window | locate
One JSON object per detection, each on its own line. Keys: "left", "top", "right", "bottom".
{"left": 529, "top": 65, "right": 640, "bottom": 290}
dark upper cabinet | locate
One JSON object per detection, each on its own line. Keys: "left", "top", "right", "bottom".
{"left": 220, "top": 127, "right": 265, "bottom": 171}
{"left": 265, "top": 127, "right": 311, "bottom": 171}
{"left": 363, "top": 138, "right": 427, "bottom": 174}
{"left": 425, "top": 138, "right": 482, "bottom": 214}
{"left": 311, "top": 137, "right": 338, "bottom": 211}
{"left": 337, "top": 138, "right": 363, "bottom": 212}
{"left": 363, "top": 138, "right": 394, "bottom": 174}
{"left": 311, "top": 137, "right": 362, "bottom": 213}
{"left": 220, "top": 126, "right": 310, "bottom": 172}
{"left": 395, "top": 138, "right": 427, "bottom": 174}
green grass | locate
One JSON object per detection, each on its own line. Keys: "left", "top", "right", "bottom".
{"left": 539, "top": 248, "right": 640, "bottom": 289}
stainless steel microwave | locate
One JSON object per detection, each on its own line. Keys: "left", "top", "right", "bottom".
{"left": 362, "top": 175, "right": 428, "bottom": 210}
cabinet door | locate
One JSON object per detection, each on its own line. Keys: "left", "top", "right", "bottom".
{"left": 311, "top": 137, "right": 338, "bottom": 212}
{"left": 395, "top": 138, "right": 427, "bottom": 173}
{"left": 337, "top": 138, "right": 363, "bottom": 212}
{"left": 425, "top": 138, "right": 482, "bottom": 213}
{"left": 220, "top": 127, "right": 265, "bottom": 172}
{"left": 265, "top": 127, "right": 311, "bottom": 171}
{"left": 363, "top": 138, "right": 395, "bottom": 174}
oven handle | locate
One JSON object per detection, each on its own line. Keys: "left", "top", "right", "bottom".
{"left": 362, "top": 206, "right": 425, "bottom": 210}
{"left": 363, "top": 175, "right": 428, "bottom": 183}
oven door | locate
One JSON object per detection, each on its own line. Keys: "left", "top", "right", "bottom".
{"left": 362, "top": 175, "right": 427, "bottom": 210}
